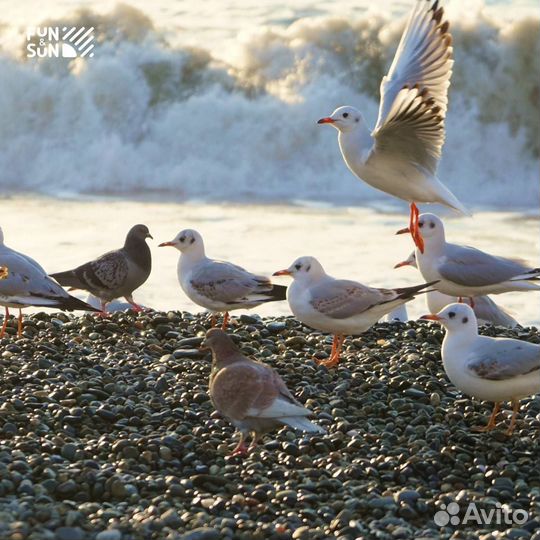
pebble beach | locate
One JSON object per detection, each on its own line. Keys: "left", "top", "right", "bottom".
{"left": 0, "top": 311, "right": 539, "bottom": 540}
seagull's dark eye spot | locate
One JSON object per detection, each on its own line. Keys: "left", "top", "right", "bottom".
{"left": 294, "top": 264, "right": 302, "bottom": 271}
{"left": 429, "top": 222, "right": 435, "bottom": 229}
{"left": 179, "top": 236, "right": 185, "bottom": 242}
{"left": 419, "top": 222, "right": 424, "bottom": 228}
{"left": 448, "top": 311, "right": 455, "bottom": 319}
{"left": 306, "top": 265, "right": 311, "bottom": 272}
{"left": 462, "top": 317, "right": 468, "bottom": 324}
{"left": 190, "top": 238, "right": 195, "bottom": 244}
{"left": 342, "top": 112, "right": 349, "bottom": 118}
{"left": 355, "top": 117, "right": 359, "bottom": 122}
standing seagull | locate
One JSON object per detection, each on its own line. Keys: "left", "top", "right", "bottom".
{"left": 159, "top": 229, "right": 286, "bottom": 329}
{"left": 203, "top": 328, "right": 325, "bottom": 456}
{"left": 396, "top": 213, "right": 540, "bottom": 300}
{"left": 318, "top": 0, "right": 466, "bottom": 252}
{"left": 273, "top": 256, "right": 436, "bottom": 367}
{"left": 395, "top": 251, "right": 519, "bottom": 327}
{"left": 51, "top": 224, "right": 152, "bottom": 315}
{"left": 0, "top": 227, "right": 98, "bottom": 337}
{"left": 422, "top": 303, "right": 539, "bottom": 434}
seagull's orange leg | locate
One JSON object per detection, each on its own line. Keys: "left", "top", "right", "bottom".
{"left": 317, "top": 334, "right": 344, "bottom": 368}
{"left": 473, "top": 402, "right": 501, "bottom": 432}
{"left": 506, "top": 399, "right": 520, "bottom": 436}
{"left": 469, "top": 297, "right": 475, "bottom": 309}
{"left": 410, "top": 202, "right": 425, "bottom": 253}
{"left": 221, "top": 312, "right": 230, "bottom": 330}
{"left": 17, "top": 309, "right": 23, "bottom": 337}
{"left": 0, "top": 307, "right": 9, "bottom": 338}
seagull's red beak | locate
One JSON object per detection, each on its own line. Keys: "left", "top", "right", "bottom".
{"left": 158, "top": 241, "right": 176, "bottom": 247}
{"left": 394, "top": 260, "right": 411, "bottom": 269}
{"left": 273, "top": 269, "right": 292, "bottom": 276}
{"left": 395, "top": 227, "right": 411, "bottom": 235}
{"left": 317, "top": 117, "right": 335, "bottom": 124}
{"left": 420, "top": 314, "right": 441, "bottom": 321}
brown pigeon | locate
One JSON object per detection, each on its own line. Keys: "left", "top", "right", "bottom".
{"left": 203, "top": 328, "right": 325, "bottom": 456}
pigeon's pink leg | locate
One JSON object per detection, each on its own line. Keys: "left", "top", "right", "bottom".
{"left": 473, "top": 402, "right": 501, "bottom": 432}
{"left": 410, "top": 203, "right": 425, "bottom": 254}
{"left": 0, "top": 307, "right": 9, "bottom": 338}
{"left": 97, "top": 300, "right": 109, "bottom": 318}
{"left": 17, "top": 309, "right": 23, "bottom": 337}
{"left": 125, "top": 295, "right": 143, "bottom": 312}
{"left": 221, "top": 312, "right": 230, "bottom": 330}
{"left": 230, "top": 433, "right": 249, "bottom": 457}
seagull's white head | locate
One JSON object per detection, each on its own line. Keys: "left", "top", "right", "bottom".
{"left": 159, "top": 228, "right": 204, "bottom": 254}
{"left": 421, "top": 303, "right": 478, "bottom": 338}
{"left": 273, "top": 256, "right": 326, "bottom": 282}
{"left": 318, "top": 106, "right": 363, "bottom": 133}
{"left": 417, "top": 213, "right": 445, "bottom": 244}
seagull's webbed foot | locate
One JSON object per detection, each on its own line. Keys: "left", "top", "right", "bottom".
{"left": 473, "top": 402, "right": 501, "bottom": 432}
{"left": 505, "top": 399, "right": 520, "bottom": 436}
{"left": 409, "top": 202, "right": 425, "bottom": 253}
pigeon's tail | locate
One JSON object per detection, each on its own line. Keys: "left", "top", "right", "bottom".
{"left": 281, "top": 416, "right": 326, "bottom": 434}
{"left": 261, "top": 284, "right": 288, "bottom": 303}
{"left": 56, "top": 294, "right": 101, "bottom": 312}
{"left": 393, "top": 280, "right": 439, "bottom": 301}
{"left": 50, "top": 270, "right": 85, "bottom": 290}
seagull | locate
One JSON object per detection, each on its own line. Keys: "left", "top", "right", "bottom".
{"left": 0, "top": 226, "right": 99, "bottom": 337}
{"left": 396, "top": 213, "right": 540, "bottom": 301}
{"left": 395, "top": 251, "right": 519, "bottom": 327}
{"left": 421, "top": 303, "right": 539, "bottom": 434}
{"left": 203, "top": 328, "right": 325, "bottom": 456}
{"left": 51, "top": 224, "right": 152, "bottom": 315}
{"left": 159, "top": 229, "right": 287, "bottom": 329}
{"left": 317, "top": 0, "right": 467, "bottom": 253}
{"left": 273, "top": 256, "right": 437, "bottom": 367}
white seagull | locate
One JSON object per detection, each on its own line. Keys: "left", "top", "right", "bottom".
{"left": 159, "top": 229, "right": 287, "bottom": 329}
{"left": 396, "top": 213, "right": 540, "bottom": 300}
{"left": 318, "top": 0, "right": 466, "bottom": 253}
{"left": 422, "top": 303, "right": 539, "bottom": 434}
{"left": 273, "top": 256, "right": 436, "bottom": 367}
{"left": 395, "top": 251, "right": 519, "bottom": 327}
{"left": 0, "top": 226, "right": 98, "bottom": 337}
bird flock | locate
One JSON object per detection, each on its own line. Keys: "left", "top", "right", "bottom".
{"left": 1, "top": 0, "right": 539, "bottom": 451}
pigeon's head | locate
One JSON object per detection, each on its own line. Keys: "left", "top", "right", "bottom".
{"left": 318, "top": 106, "right": 363, "bottom": 133}
{"left": 396, "top": 213, "right": 445, "bottom": 245}
{"left": 273, "top": 256, "right": 325, "bottom": 282}
{"left": 127, "top": 224, "right": 153, "bottom": 242}
{"left": 394, "top": 251, "right": 417, "bottom": 270}
{"left": 421, "top": 303, "right": 477, "bottom": 336}
{"left": 202, "top": 328, "right": 240, "bottom": 362}
{"left": 159, "top": 229, "right": 203, "bottom": 253}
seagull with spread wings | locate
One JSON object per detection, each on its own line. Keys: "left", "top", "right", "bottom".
{"left": 274, "top": 256, "right": 436, "bottom": 367}
{"left": 422, "top": 303, "right": 539, "bottom": 434}
{"left": 318, "top": 0, "right": 466, "bottom": 252}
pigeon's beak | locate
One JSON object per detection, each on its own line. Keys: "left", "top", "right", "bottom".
{"left": 158, "top": 241, "right": 175, "bottom": 247}
{"left": 420, "top": 314, "right": 441, "bottom": 321}
{"left": 395, "top": 227, "right": 411, "bottom": 235}
{"left": 147, "top": 233, "right": 153, "bottom": 240}
{"left": 317, "top": 117, "right": 335, "bottom": 124}
{"left": 394, "top": 260, "right": 410, "bottom": 269}
{"left": 273, "top": 269, "right": 292, "bottom": 276}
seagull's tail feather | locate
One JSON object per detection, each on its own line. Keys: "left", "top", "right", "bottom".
{"left": 393, "top": 280, "right": 440, "bottom": 300}
{"left": 280, "top": 416, "right": 326, "bottom": 434}
{"left": 510, "top": 268, "right": 540, "bottom": 281}
{"left": 432, "top": 178, "right": 471, "bottom": 216}
{"left": 54, "top": 294, "right": 101, "bottom": 312}
{"left": 50, "top": 270, "right": 85, "bottom": 290}
{"left": 260, "top": 284, "right": 288, "bottom": 303}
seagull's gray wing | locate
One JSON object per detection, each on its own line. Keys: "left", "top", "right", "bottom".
{"left": 439, "top": 244, "right": 533, "bottom": 287}
{"left": 467, "top": 337, "right": 540, "bottom": 381}
{"left": 190, "top": 260, "right": 271, "bottom": 304}
{"left": 472, "top": 296, "right": 518, "bottom": 327}
{"left": 310, "top": 279, "right": 396, "bottom": 319}
{"left": 371, "top": 0, "right": 453, "bottom": 176}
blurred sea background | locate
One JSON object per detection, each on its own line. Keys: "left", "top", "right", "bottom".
{"left": 0, "top": 0, "right": 538, "bottom": 323}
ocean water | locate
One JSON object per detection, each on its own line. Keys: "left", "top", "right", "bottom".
{"left": 0, "top": 0, "right": 538, "bottom": 206}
